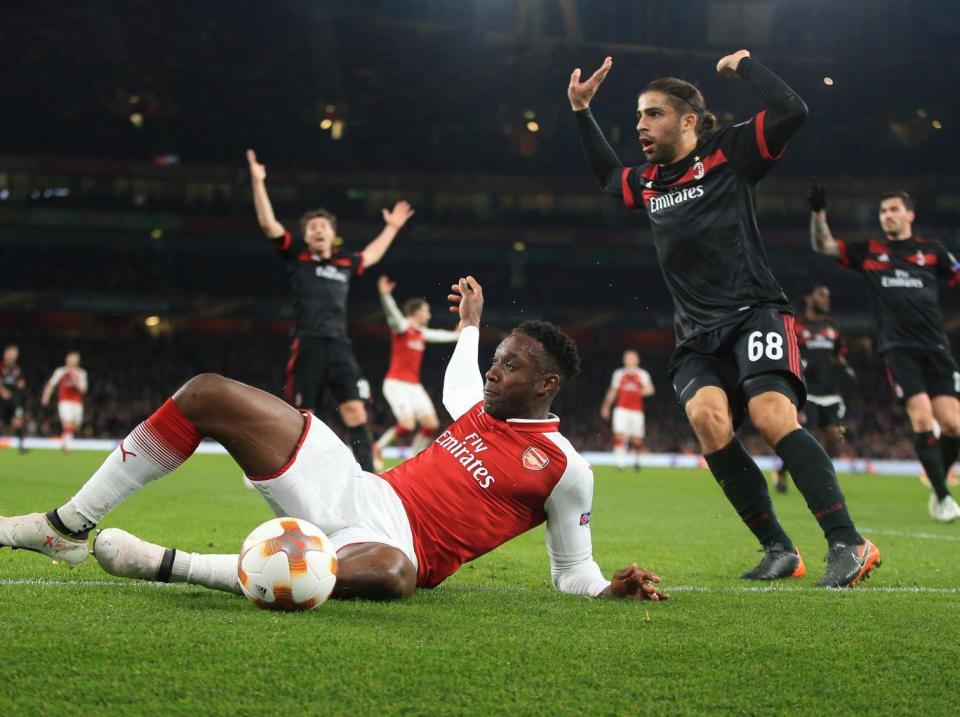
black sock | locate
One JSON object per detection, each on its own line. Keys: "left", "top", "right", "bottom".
{"left": 704, "top": 439, "right": 793, "bottom": 550}
{"left": 16, "top": 425, "right": 25, "bottom": 450}
{"left": 348, "top": 424, "right": 374, "bottom": 472}
{"left": 915, "top": 431, "right": 950, "bottom": 501}
{"left": 940, "top": 434, "right": 960, "bottom": 475}
{"left": 775, "top": 429, "right": 861, "bottom": 546}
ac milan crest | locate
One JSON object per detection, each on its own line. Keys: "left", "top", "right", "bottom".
{"left": 692, "top": 160, "right": 705, "bottom": 180}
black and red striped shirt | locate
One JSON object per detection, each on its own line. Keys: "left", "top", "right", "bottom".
{"left": 619, "top": 114, "right": 791, "bottom": 345}
{"left": 837, "top": 235, "right": 960, "bottom": 353}
{"left": 272, "top": 231, "right": 364, "bottom": 340}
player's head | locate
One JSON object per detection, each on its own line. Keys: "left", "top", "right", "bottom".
{"left": 65, "top": 351, "right": 81, "bottom": 368}
{"left": 3, "top": 345, "right": 17, "bottom": 364}
{"left": 623, "top": 350, "right": 640, "bottom": 368}
{"left": 299, "top": 209, "right": 338, "bottom": 254}
{"left": 804, "top": 284, "right": 830, "bottom": 314}
{"left": 403, "top": 297, "right": 431, "bottom": 327}
{"left": 636, "top": 78, "right": 717, "bottom": 164}
{"left": 482, "top": 320, "right": 581, "bottom": 420}
{"left": 878, "top": 192, "right": 915, "bottom": 239}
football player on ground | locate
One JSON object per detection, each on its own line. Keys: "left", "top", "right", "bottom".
{"left": 1, "top": 345, "right": 28, "bottom": 453}
{"left": 0, "top": 277, "right": 667, "bottom": 602}
{"left": 569, "top": 49, "right": 879, "bottom": 586}
{"left": 247, "top": 149, "right": 414, "bottom": 472}
{"left": 40, "top": 352, "right": 87, "bottom": 453}
{"left": 773, "top": 284, "right": 855, "bottom": 493}
{"left": 810, "top": 185, "right": 960, "bottom": 522}
{"left": 373, "top": 275, "right": 459, "bottom": 470}
{"left": 600, "top": 350, "right": 654, "bottom": 470}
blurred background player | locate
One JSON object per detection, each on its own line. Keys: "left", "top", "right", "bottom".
{"left": 247, "top": 148, "right": 415, "bottom": 471}
{"left": 1, "top": 345, "right": 28, "bottom": 453}
{"left": 811, "top": 185, "right": 960, "bottom": 522}
{"left": 600, "top": 350, "right": 654, "bottom": 470}
{"left": 41, "top": 351, "right": 87, "bottom": 453}
{"left": 373, "top": 275, "right": 459, "bottom": 470}
{"left": 773, "top": 284, "right": 855, "bottom": 493}
{"left": 570, "top": 49, "right": 879, "bottom": 586}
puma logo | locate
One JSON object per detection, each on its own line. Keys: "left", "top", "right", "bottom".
{"left": 119, "top": 440, "right": 137, "bottom": 462}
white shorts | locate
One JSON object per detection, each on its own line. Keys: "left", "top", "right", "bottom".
{"left": 382, "top": 378, "right": 436, "bottom": 421}
{"left": 246, "top": 413, "right": 417, "bottom": 569}
{"left": 612, "top": 407, "right": 645, "bottom": 439}
{"left": 58, "top": 400, "right": 83, "bottom": 428}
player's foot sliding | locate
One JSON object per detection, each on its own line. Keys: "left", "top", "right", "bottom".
{"left": 929, "top": 494, "right": 960, "bottom": 523}
{"left": 740, "top": 543, "right": 805, "bottom": 580}
{"left": 94, "top": 528, "right": 241, "bottom": 594}
{"left": 816, "top": 540, "right": 881, "bottom": 588}
{"left": 0, "top": 511, "right": 89, "bottom": 566}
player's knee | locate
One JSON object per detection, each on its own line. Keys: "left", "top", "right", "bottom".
{"left": 174, "top": 373, "right": 230, "bottom": 421}
{"left": 340, "top": 401, "right": 367, "bottom": 426}
{"left": 686, "top": 401, "right": 732, "bottom": 447}
{"left": 397, "top": 415, "right": 416, "bottom": 432}
{"left": 419, "top": 414, "right": 439, "bottom": 431}
{"left": 748, "top": 395, "right": 799, "bottom": 445}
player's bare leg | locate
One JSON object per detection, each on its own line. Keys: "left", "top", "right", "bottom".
{"left": 612, "top": 433, "right": 628, "bottom": 469}
{"left": 686, "top": 387, "right": 799, "bottom": 579}
{"left": 905, "top": 392, "right": 959, "bottom": 520}
{"left": 61, "top": 421, "right": 75, "bottom": 453}
{"left": 630, "top": 437, "right": 644, "bottom": 471}
{"left": 339, "top": 399, "right": 375, "bottom": 472}
{"left": 748, "top": 388, "right": 879, "bottom": 586}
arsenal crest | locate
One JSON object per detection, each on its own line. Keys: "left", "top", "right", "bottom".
{"left": 522, "top": 447, "right": 550, "bottom": 471}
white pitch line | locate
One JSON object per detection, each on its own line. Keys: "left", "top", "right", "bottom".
{"left": 0, "top": 578, "right": 184, "bottom": 588}
{"left": 860, "top": 527, "right": 960, "bottom": 542}
{"left": 667, "top": 584, "right": 960, "bottom": 594}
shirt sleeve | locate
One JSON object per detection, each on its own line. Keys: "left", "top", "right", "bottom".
{"left": 270, "top": 231, "right": 298, "bottom": 261}
{"left": 835, "top": 238, "right": 868, "bottom": 271}
{"left": 609, "top": 369, "right": 621, "bottom": 390}
{"left": 641, "top": 369, "right": 653, "bottom": 390}
{"left": 573, "top": 108, "right": 625, "bottom": 198}
{"left": 379, "top": 293, "right": 409, "bottom": 334}
{"left": 422, "top": 328, "right": 460, "bottom": 344}
{"left": 717, "top": 58, "right": 808, "bottom": 182}
{"left": 544, "top": 456, "right": 610, "bottom": 597}
{"left": 934, "top": 243, "right": 960, "bottom": 287}
{"left": 441, "top": 326, "right": 484, "bottom": 420}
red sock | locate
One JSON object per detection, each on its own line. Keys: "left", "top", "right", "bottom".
{"left": 128, "top": 398, "right": 202, "bottom": 471}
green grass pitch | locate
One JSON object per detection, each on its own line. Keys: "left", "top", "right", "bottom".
{"left": 2, "top": 450, "right": 959, "bottom": 716}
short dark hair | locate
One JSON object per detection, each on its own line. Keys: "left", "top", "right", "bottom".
{"left": 642, "top": 77, "right": 718, "bottom": 135}
{"left": 880, "top": 191, "right": 914, "bottom": 212}
{"left": 403, "top": 297, "right": 427, "bottom": 316}
{"left": 804, "top": 283, "right": 828, "bottom": 296}
{"left": 299, "top": 208, "right": 338, "bottom": 236}
{"left": 512, "top": 320, "right": 581, "bottom": 385}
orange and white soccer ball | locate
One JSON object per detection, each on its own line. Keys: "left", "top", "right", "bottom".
{"left": 238, "top": 517, "right": 337, "bottom": 611}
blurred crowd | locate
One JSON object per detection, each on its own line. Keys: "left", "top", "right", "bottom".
{"left": 2, "top": 329, "right": 918, "bottom": 460}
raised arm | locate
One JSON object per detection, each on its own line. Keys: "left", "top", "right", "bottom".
{"left": 41, "top": 367, "right": 64, "bottom": 406}
{"left": 600, "top": 384, "right": 617, "bottom": 421}
{"left": 718, "top": 50, "right": 808, "bottom": 156}
{"left": 807, "top": 182, "right": 840, "bottom": 257}
{"left": 361, "top": 201, "right": 415, "bottom": 269}
{"left": 377, "top": 276, "right": 409, "bottom": 334}
{"left": 442, "top": 276, "right": 485, "bottom": 419}
{"left": 568, "top": 57, "right": 625, "bottom": 196}
{"left": 247, "top": 149, "right": 286, "bottom": 239}
{"left": 422, "top": 327, "right": 460, "bottom": 344}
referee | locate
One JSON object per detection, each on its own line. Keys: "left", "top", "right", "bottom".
{"left": 247, "top": 149, "right": 414, "bottom": 471}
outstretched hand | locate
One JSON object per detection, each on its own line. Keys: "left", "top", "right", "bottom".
{"left": 378, "top": 275, "right": 396, "bottom": 295}
{"left": 448, "top": 276, "right": 484, "bottom": 330}
{"left": 568, "top": 57, "right": 613, "bottom": 111}
{"left": 716, "top": 49, "right": 751, "bottom": 77}
{"left": 383, "top": 201, "right": 415, "bottom": 229}
{"left": 246, "top": 149, "right": 266, "bottom": 182}
{"left": 601, "top": 563, "right": 668, "bottom": 601}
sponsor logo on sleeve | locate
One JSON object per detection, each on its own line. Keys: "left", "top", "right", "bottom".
{"left": 579, "top": 512, "right": 591, "bottom": 526}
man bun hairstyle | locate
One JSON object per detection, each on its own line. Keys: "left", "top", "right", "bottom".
{"left": 643, "top": 77, "right": 718, "bottom": 135}
{"left": 299, "top": 208, "right": 338, "bottom": 236}
{"left": 880, "top": 191, "right": 915, "bottom": 212}
{"left": 512, "top": 320, "right": 581, "bottom": 385}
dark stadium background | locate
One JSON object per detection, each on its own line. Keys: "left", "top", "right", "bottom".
{"left": 2, "top": 0, "right": 958, "bottom": 458}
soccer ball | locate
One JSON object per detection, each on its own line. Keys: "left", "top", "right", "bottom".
{"left": 238, "top": 517, "right": 338, "bottom": 611}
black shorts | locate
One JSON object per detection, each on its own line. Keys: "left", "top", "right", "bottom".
{"left": 883, "top": 347, "right": 960, "bottom": 401}
{"left": 0, "top": 397, "right": 24, "bottom": 424}
{"left": 804, "top": 398, "right": 845, "bottom": 429}
{"left": 285, "top": 337, "right": 369, "bottom": 408}
{"left": 670, "top": 306, "right": 806, "bottom": 429}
